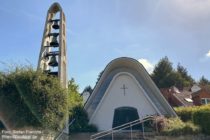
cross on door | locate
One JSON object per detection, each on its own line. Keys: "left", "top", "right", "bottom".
{"left": 120, "top": 84, "right": 128, "bottom": 96}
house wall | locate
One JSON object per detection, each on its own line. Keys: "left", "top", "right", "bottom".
{"left": 192, "top": 95, "right": 201, "bottom": 106}
{"left": 89, "top": 73, "right": 159, "bottom": 131}
{"left": 192, "top": 90, "right": 210, "bottom": 106}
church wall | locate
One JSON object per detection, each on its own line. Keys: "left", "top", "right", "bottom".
{"left": 89, "top": 73, "right": 159, "bottom": 131}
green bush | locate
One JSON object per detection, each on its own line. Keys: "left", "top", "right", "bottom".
{"left": 69, "top": 106, "right": 97, "bottom": 132}
{"left": 0, "top": 67, "right": 68, "bottom": 130}
{"left": 193, "top": 107, "right": 210, "bottom": 135}
{"left": 67, "top": 78, "right": 96, "bottom": 133}
{"left": 175, "top": 106, "right": 198, "bottom": 122}
{"left": 161, "top": 117, "right": 201, "bottom": 136}
{"left": 175, "top": 105, "right": 210, "bottom": 135}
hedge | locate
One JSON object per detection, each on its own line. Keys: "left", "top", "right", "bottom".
{"left": 175, "top": 105, "right": 210, "bottom": 135}
{"left": 175, "top": 106, "right": 199, "bottom": 122}
{"left": 0, "top": 67, "right": 68, "bottom": 130}
{"left": 193, "top": 107, "right": 210, "bottom": 135}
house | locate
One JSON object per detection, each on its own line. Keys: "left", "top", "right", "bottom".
{"left": 160, "top": 85, "right": 210, "bottom": 107}
{"left": 192, "top": 86, "right": 210, "bottom": 106}
{"left": 160, "top": 86, "right": 194, "bottom": 107}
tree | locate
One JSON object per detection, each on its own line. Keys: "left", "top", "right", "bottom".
{"left": 151, "top": 57, "right": 195, "bottom": 89}
{"left": 67, "top": 80, "right": 97, "bottom": 132}
{"left": 68, "top": 78, "right": 79, "bottom": 94}
{"left": 199, "top": 76, "right": 210, "bottom": 86}
{"left": 83, "top": 85, "right": 93, "bottom": 94}
{"left": 69, "top": 106, "right": 97, "bottom": 132}
{"left": 151, "top": 57, "right": 174, "bottom": 88}
{"left": 96, "top": 70, "right": 104, "bottom": 85}
{"left": 176, "top": 63, "right": 194, "bottom": 88}
{"left": 68, "top": 78, "right": 83, "bottom": 116}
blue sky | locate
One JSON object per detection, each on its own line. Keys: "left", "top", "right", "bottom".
{"left": 0, "top": 0, "right": 210, "bottom": 92}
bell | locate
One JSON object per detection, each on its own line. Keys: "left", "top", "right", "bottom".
{"left": 48, "top": 71, "right": 58, "bottom": 76}
{"left": 52, "top": 20, "right": 59, "bottom": 29}
{"left": 48, "top": 55, "right": 58, "bottom": 67}
{"left": 50, "top": 36, "right": 59, "bottom": 47}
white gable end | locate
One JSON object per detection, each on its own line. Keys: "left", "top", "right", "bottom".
{"left": 85, "top": 57, "right": 177, "bottom": 131}
{"left": 89, "top": 72, "right": 160, "bottom": 131}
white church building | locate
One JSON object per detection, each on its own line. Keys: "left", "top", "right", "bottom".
{"left": 84, "top": 57, "right": 177, "bottom": 131}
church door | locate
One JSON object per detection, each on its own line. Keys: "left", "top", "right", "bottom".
{"left": 112, "top": 107, "right": 140, "bottom": 130}
{"left": 0, "top": 120, "right": 6, "bottom": 130}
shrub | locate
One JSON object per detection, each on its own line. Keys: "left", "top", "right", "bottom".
{"left": 69, "top": 106, "right": 97, "bottom": 132}
{"left": 0, "top": 67, "right": 68, "bottom": 130}
{"left": 161, "top": 117, "right": 201, "bottom": 136}
{"left": 175, "top": 105, "right": 210, "bottom": 135}
{"left": 175, "top": 106, "right": 198, "bottom": 122}
{"left": 193, "top": 106, "right": 210, "bottom": 135}
{"left": 152, "top": 116, "right": 166, "bottom": 132}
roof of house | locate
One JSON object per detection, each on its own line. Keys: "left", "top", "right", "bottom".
{"left": 173, "top": 90, "right": 194, "bottom": 106}
{"left": 192, "top": 85, "right": 210, "bottom": 96}
{"left": 160, "top": 86, "right": 194, "bottom": 107}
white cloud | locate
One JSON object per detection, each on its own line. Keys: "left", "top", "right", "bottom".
{"left": 138, "top": 58, "right": 154, "bottom": 74}
{"left": 206, "top": 50, "right": 210, "bottom": 57}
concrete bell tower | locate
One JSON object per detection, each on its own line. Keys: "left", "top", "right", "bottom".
{"left": 37, "top": 2, "right": 67, "bottom": 88}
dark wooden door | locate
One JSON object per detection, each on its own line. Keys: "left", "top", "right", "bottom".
{"left": 112, "top": 107, "right": 141, "bottom": 130}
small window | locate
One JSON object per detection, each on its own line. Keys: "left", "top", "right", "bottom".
{"left": 201, "top": 99, "right": 206, "bottom": 104}
{"left": 201, "top": 98, "right": 210, "bottom": 105}
{"left": 207, "top": 98, "right": 210, "bottom": 104}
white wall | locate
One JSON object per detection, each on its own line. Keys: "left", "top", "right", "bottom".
{"left": 89, "top": 72, "right": 159, "bottom": 131}
{"left": 82, "top": 91, "right": 90, "bottom": 103}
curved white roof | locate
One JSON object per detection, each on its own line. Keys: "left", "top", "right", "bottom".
{"left": 85, "top": 57, "right": 177, "bottom": 117}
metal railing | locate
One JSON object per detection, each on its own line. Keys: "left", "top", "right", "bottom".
{"left": 90, "top": 115, "right": 158, "bottom": 140}
{"left": 55, "top": 118, "right": 75, "bottom": 140}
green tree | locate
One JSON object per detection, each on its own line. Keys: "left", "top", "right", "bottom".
{"left": 68, "top": 78, "right": 83, "bottom": 116}
{"left": 151, "top": 57, "right": 195, "bottom": 89}
{"left": 96, "top": 70, "right": 104, "bottom": 85}
{"left": 176, "top": 63, "right": 194, "bottom": 88}
{"left": 199, "top": 76, "right": 210, "bottom": 86}
{"left": 151, "top": 57, "right": 174, "bottom": 88}
{"left": 69, "top": 106, "right": 97, "bottom": 132}
{"left": 67, "top": 80, "right": 97, "bottom": 132}
{"left": 83, "top": 85, "right": 93, "bottom": 94}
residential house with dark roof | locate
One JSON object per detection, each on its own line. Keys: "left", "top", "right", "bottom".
{"left": 192, "top": 86, "right": 210, "bottom": 106}
{"left": 160, "top": 85, "right": 210, "bottom": 107}
{"left": 160, "top": 86, "right": 194, "bottom": 107}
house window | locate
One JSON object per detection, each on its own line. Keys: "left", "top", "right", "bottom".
{"left": 201, "top": 98, "right": 210, "bottom": 105}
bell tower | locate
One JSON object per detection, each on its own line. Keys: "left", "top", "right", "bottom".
{"left": 37, "top": 2, "right": 67, "bottom": 88}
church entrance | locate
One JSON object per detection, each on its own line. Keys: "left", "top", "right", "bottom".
{"left": 112, "top": 107, "right": 141, "bottom": 130}
{"left": 0, "top": 120, "right": 6, "bottom": 130}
